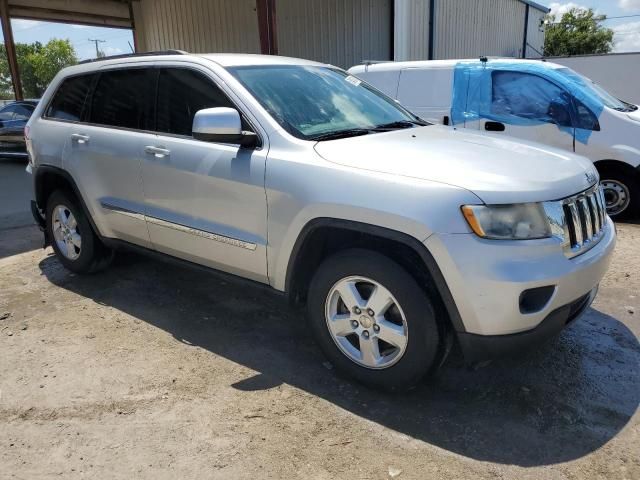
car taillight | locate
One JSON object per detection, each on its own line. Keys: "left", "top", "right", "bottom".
{"left": 24, "top": 125, "right": 30, "bottom": 139}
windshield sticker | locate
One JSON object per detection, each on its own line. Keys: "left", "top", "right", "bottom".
{"left": 345, "top": 75, "right": 362, "bottom": 87}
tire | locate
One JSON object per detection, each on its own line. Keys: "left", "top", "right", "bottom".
{"left": 307, "top": 248, "right": 440, "bottom": 391}
{"left": 599, "top": 168, "right": 640, "bottom": 220}
{"left": 46, "top": 190, "right": 113, "bottom": 273}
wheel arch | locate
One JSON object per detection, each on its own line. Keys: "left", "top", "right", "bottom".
{"left": 34, "top": 165, "right": 102, "bottom": 239}
{"left": 284, "top": 218, "right": 466, "bottom": 334}
{"left": 594, "top": 159, "right": 640, "bottom": 178}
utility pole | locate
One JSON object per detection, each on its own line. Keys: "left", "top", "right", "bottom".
{"left": 88, "top": 38, "right": 106, "bottom": 58}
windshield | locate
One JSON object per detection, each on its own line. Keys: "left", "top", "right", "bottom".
{"left": 557, "top": 67, "right": 636, "bottom": 112}
{"left": 229, "top": 65, "right": 424, "bottom": 140}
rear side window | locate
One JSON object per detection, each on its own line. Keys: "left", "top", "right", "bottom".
{"left": 89, "top": 69, "right": 150, "bottom": 130}
{"left": 14, "top": 104, "right": 34, "bottom": 120}
{"left": 156, "top": 68, "right": 234, "bottom": 136}
{"left": 46, "top": 74, "right": 94, "bottom": 122}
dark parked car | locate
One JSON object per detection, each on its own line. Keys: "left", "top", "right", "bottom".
{"left": 0, "top": 100, "right": 37, "bottom": 158}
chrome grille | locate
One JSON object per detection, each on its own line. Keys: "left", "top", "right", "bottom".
{"left": 560, "top": 185, "right": 607, "bottom": 258}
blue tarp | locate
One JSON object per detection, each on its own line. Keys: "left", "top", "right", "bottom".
{"left": 450, "top": 61, "right": 604, "bottom": 144}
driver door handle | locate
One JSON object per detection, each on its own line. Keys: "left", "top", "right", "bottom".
{"left": 70, "top": 133, "right": 90, "bottom": 144}
{"left": 484, "top": 121, "right": 505, "bottom": 132}
{"left": 144, "top": 146, "right": 171, "bottom": 158}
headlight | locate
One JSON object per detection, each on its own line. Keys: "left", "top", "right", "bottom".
{"left": 461, "top": 203, "right": 551, "bottom": 240}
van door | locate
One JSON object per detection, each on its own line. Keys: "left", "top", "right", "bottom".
{"left": 64, "top": 67, "right": 155, "bottom": 248}
{"left": 396, "top": 68, "right": 453, "bottom": 124}
{"left": 468, "top": 70, "right": 575, "bottom": 153}
{"left": 141, "top": 67, "right": 268, "bottom": 283}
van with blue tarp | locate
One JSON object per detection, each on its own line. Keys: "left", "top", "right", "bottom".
{"left": 349, "top": 58, "right": 640, "bottom": 219}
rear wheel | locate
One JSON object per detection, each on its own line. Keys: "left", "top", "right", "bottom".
{"left": 46, "top": 190, "right": 113, "bottom": 273}
{"left": 599, "top": 169, "right": 640, "bottom": 220}
{"left": 307, "top": 249, "right": 440, "bottom": 390}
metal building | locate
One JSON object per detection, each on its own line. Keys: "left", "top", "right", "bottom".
{"left": 395, "top": 0, "right": 548, "bottom": 61}
{"left": 131, "top": 0, "right": 549, "bottom": 66}
{"left": 0, "top": 0, "right": 548, "bottom": 100}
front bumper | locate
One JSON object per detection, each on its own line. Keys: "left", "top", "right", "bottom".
{"left": 424, "top": 217, "right": 616, "bottom": 359}
{"left": 457, "top": 287, "right": 596, "bottom": 363}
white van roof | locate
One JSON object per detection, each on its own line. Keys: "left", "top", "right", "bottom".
{"left": 350, "top": 58, "right": 566, "bottom": 73}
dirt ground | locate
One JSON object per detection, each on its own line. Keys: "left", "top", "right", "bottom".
{"left": 1, "top": 164, "right": 639, "bottom": 479}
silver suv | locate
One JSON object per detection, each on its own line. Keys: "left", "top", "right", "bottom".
{"left": 26, "top": 52, "right": 616, "bottom": 390}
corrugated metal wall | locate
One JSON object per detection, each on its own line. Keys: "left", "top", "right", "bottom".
{"left": 526, "top": 7, "right": 546, "bottom": 58}
{"left": 394, "top": 0, "right": 430, "bottom": 61}
{"left": 277, "top": 0, "right": 392, "bottom": 68}
{"left": 434, "top": 0, "right": 527, "bottom": 59}
{"left": 135, "top": 0, "right": 261, "bottom": 54}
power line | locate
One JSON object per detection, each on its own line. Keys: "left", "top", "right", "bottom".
{"left": 602, "top": 14, "right": 640, "bottom": 21}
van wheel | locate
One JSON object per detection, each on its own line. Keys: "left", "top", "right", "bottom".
{"left": 46, "top": 190, "right": 113, "bottom": 273}
{"left": 600, "top": 169, "right": 639, "bottom": 220}
{"left": 307, "top": 249, "right": 440, "bottom": 391}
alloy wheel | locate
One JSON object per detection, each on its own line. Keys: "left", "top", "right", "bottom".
{"left": 52, "top": 205, "right": 82, "bottom": 260}
{"left": 324, "top": 276, "right": 409, "bottom": 369}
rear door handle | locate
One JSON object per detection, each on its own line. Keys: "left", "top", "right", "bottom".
{"left": 144, "top": 146, "right": 171, "bottom": 158}
{"left": 70, "top": 133, "right": 90, "bottom": 144}
{"left": 484, "top": 121, "right": 505, "bottom": 132}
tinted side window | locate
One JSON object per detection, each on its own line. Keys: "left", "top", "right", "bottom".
{"left": 156, "top": 68, "right": 234, "bottom": 136}
{"left": 89, "top": 69, "right": 149, "bottom": 129}
{"left": 46, "top": 75, "right": 93, "bottom": 122}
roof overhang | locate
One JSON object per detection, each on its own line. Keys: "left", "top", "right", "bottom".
{"left": 519, "top": 0, "right": 551, "bottom": 14}
{"left": 7, "top": 0, "right": 133, "bottom": 29}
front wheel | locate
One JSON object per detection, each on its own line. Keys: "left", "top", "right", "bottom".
{"left": 46, "top": 190, "right": 113, "bottom": 273}
{"left": 600, "top": 170, "right": 640, "bottom": 220}
{"left": 307, "top": 249, "right": 441, "bottom": 391}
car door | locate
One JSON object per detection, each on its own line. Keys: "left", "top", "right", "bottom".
{"left": 467, "top": 70, "right": 575, "bottom": 153}
{"left": 141, "top": 66, "right": 268, "bottom": 283}
{"left": 65, "top": 67, "right": 154, "bottom": 248}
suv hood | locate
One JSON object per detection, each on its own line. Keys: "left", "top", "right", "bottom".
{"left": 314, "top": 125, "right": 597, "bottom": 204}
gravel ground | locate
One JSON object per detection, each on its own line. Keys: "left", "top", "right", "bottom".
{"left": 0, "top": 167, "right": 638, "bottom": 479}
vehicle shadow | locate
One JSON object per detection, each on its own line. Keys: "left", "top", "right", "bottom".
{"left": 38, "top": 251, "right": 640, "bottom": 467}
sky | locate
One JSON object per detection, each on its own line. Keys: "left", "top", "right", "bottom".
{"left": 547, "top": 0, "right": 640, "bottom": 52}
{"left": 9, "top": 19, "right": 133, "bottom": 61}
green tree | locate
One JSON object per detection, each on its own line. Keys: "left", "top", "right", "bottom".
{"left": 544, "top": 8, "right": 614, "bottom": 57}
{"left": 0, "top": 38, "right": 77, "bottom": 99}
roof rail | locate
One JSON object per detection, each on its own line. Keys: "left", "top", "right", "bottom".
{"left": 78, "top": 50, "right": 188, "bottom": 65}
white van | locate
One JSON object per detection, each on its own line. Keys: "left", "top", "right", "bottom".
{"left": 349, "top": 58, "right": 640, "bottom": 219}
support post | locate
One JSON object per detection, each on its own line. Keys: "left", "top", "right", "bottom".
{"left": 0, "top": 0, "right": 22, "bottom": 100}
{"left": 428, "top": 0, "right": 435, "bottom": 60}
{"left": 522, "top": 4, "right": 530, "bottom": 58}
{"left": 256, "top": 0, "right": 277, "bottom": 55}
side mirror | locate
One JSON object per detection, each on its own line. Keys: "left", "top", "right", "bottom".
{"left": 192, "top": 107, "right": 258, "bottom": 148}
{"left": 548, "top": 100, "right": 573, "bottom": 128}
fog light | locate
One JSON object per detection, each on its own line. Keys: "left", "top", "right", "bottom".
{"left": 519, "top": 286, "right": 555, "bottom": 314}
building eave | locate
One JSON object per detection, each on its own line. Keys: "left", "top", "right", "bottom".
{"left": 519, "top": 0, "right": 550, "bottom": 14}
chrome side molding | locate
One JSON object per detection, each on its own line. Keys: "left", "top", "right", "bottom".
{"left": 101, "top": 202, "right": 257, "bottom": 251}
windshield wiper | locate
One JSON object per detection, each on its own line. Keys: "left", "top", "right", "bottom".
{"left": 372, "top": 119, "right": 429, "bottom": 130}
{"left": 309, "top": 128, "right": 373, "bottom": 141}
{"left": 614, "top": 100, "right": 638, "bottom": 112}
